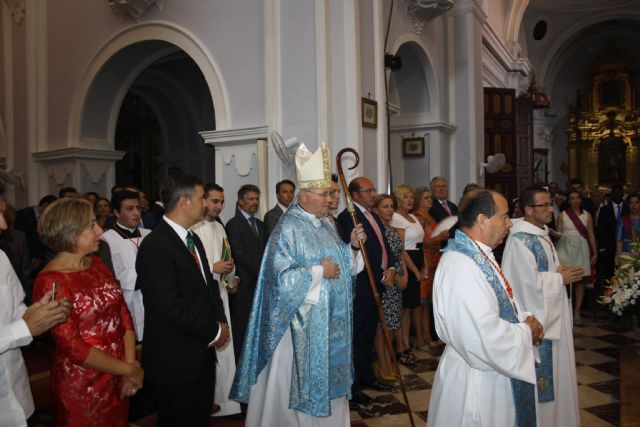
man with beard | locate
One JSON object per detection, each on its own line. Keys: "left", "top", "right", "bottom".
{"left": 226, "top": 184, "right": 267, "bottom": 360}
{"left": 191, "top": 183, "right": 241, "bottom": 417}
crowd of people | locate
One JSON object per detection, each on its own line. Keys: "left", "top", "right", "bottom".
{"left": 1, "top": 154, "right": 639, "bottom": 426}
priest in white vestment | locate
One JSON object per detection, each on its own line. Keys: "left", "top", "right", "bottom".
{"left": 192, "top": 183, "right": 241, "bottom": 416}
{"left": 427, "top": 189, "right": 544, "bottom": 427}
{"left": 502, "top": 187, "right": 582, "bottom": 427}
{"left": 100, "top": 190, "right": 150, "bottom": 341}
{"left": 230, "top": 143, "right": 365, "bottom": 427}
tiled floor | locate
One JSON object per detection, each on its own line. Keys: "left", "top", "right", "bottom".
{"left": 26, "top": 311, "right": 639, "bottom": 426}
{"left": 348, "top": 312, "right": 640, "bottom": 426}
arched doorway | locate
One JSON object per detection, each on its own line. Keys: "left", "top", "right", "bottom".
{"left": 111, "top": 45, "right": 215, "bottom": 198}
{"left": 69, "top": 23, "right": 229, "bottom": 199}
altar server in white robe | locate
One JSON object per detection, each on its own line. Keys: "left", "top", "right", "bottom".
{"left": 427, "top": 189, "right": 545, "bottom": 427}
{"left": 192, "top": 182, "right": 241, "bottom": 416}
{"left": 100, "top": 190, "right": 150, "bottom": 341}
{"left": 503, "top": 187, "right": 583, "bottom": 427}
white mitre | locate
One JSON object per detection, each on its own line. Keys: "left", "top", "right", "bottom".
{"left": 295, "top": 142, "right": 332, "bottom": 189}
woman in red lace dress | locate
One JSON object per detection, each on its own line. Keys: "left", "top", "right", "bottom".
{"left": 32, "top": 198, "right": 143, "bottom": 427}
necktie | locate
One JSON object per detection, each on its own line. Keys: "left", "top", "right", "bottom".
{"left": 441, "top": 200, "right": 453, "bottom": 216}
{"left": 616, "top": 204, "right": 622, "bottom": 223}
{"left": 364, "top": 210, "right": 388, "bottom": 270}
{"left": 186, "top": 232, "right": 201, "bottom": 270}
{"left": 249, "top": 217, "right": 259, "bottom": 239}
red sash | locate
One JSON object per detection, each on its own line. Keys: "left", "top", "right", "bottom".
{"left": 565, "top": 208, "right": 595, "bottom": 283}
{"left": 622, "top": 215, "right": 632, "bottom": 238}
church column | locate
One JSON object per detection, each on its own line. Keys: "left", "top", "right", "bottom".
{"left": 445, "top": 0, "right": 486, "bottom": 198}
{"left": 25, "top": 0, "right": 48, "bottom": 204}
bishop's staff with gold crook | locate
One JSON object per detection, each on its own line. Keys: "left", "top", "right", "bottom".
{"left": 336, "top": 147, "right": 415, "bottom": 427}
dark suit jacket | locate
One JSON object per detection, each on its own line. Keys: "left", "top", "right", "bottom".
{"left": 596, "top": 203, "right": 618, "bottom": 252}
{"left": 149, "top": 202, "right": 165, "bottom": 227}
{"left": 226, "top": 213, "right": 267, "bottom": 289}
{"left": 429, "top": 198, "right": 459, "bottom": 223}
{"left": 15, "top": 206, "right": 45, "bottom": 261}
{"left": 337, "top": 207, "right": 396, "bottom": 301}
{"left": 263, "top": 205, "right": 284, "bottom": 235}
{"left": 136, "top": 219, "right": 226, "bottom": 384}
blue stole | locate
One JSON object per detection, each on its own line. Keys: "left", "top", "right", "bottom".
{"left": 511, "top": 232, "right": 555, "bottom": 403}
{"left": 444, "top": 230, "right": 536, "bottom": 427}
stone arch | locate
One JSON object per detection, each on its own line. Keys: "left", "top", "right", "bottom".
{"left": 388, "top": 36, "right": 439, "bottom": 116}
{"left": 68, "top": 20, "right": 230, "bottom": 148}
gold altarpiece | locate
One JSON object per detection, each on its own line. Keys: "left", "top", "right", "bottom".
{"left": 566, "top": 46, "right": 640, "bottom": 191}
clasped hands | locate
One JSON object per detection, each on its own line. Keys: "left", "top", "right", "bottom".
{"left": 523, "top": 315, "right": 545, "bottom": 346}
{"left": 557, "top": 265, "right": 585, "bottom": 285}
{"left": 120, "top": 361, "right": 144, "bottom": 399}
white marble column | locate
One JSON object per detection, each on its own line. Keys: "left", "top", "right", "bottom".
{"left": 445, "top": 0, "right": 486, "bottom": 199}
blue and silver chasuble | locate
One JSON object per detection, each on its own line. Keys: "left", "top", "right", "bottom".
{"left": 230, "top": 203, "right": 354, "bottom": 417}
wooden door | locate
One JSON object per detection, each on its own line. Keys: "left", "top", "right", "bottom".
{"left": 483, "top": 88, "right": 533, "bottom": 204}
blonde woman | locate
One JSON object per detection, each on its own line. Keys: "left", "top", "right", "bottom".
{"left": 392, "top": 185, "right": 425, "bottom": 364}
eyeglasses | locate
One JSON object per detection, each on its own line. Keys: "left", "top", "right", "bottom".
{"left": 357, "top": 188, "right": 377, "bottom": 194}
{"left": 305, "top": 190, "right": 335, "bottom": 199}
{"left": 529, "top": 203, "right": 552, "bottom": 208}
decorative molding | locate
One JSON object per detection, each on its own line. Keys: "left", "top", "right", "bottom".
{"left": 33, "top": 147, "right": 126, "bottom": 162}
{"left": 200, "top": 126, "right": 269, "bottom": 146}
{"left": 390, "top": 116, "right": 457, "bottom": 134}
{"left": 201, "top": 126, "right": 269, "bottom": 177}
{"left": 447, "top": 0, "right": 486, "bottom": 22}
{"left": 79, "top": 161, "right": 111, "bottom": 184}
{"left": 108, "top": 0, "right": 162, "bottom": 21}
{"left": 33, "top": 147, "right": 125, "bottom": 192}
{"left": 219, "top": 147, "right": 256, "bottom": 177}
{"left": 406, "top": 0, "right": 454, "bottom": 36}
{"left": 45, "top": 165, "right": 74, "bottom": 186}
{"left": 481, "top": 20, "right": 532, "bottom": 89}
{"left": 4, "top": 0, "right": 25, "bottom": 25}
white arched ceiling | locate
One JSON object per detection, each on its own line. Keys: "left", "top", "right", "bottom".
{"left": 504, "top": 0, "right": 529, "bottom": 53}
{"left": 538, "top": 11, "right": 640, "bottom": 87}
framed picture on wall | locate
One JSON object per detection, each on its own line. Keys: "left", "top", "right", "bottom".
{"left": 361, "top": 98, "right": 378, "bottom": 128}
{"left": 402, "top": 137, "right": 425, "bottom": 157}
